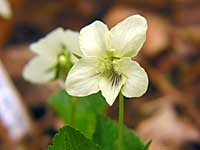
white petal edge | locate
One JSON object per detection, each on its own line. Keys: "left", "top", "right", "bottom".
{"left": 30, "top": 28, "right": 67, "bottom": 60}
{"left": 65, "top": 57, "right": 103, "bottom": 97}
{"left": 79, "top": 21, "right": 110, "bottom": 58}
{"left": 119, "top": 57, "right": 148, "bottom": 98}
{"left": 99, "top": 75, "right": 126, "bottom": 106}
{"left": 0, "top": 0, "right": 12, "bottom": 19}
{"left": 23, "top": 56, "right": 55, "bottom": 84}
{"left": 111, "top": 14, "right": 147, "bottom": 57}
{"left": 65, "top": 29, "right": 83, "bottom": 57}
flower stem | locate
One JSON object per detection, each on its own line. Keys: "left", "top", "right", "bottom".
{"left": 118, "top": 92, "right": 124, "bottom": 150}
{"left": 70, "top": 96, "right": 77, "bottom": 126}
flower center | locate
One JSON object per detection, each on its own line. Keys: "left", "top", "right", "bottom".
{"left": 102, "top": 59, "right": 123, "bottom": 87}
{"left": 46, "top": 43, "right": 72, "bottom": 81}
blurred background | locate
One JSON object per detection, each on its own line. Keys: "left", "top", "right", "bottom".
{"left": 0, "top": 0, "right": 200, "bottom": 149}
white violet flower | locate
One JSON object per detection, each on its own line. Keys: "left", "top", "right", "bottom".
{"left": 0, "top": 0, "right": 12, "bottom": 19}
{"left": 65, "top": 14, "right": 149, "bottom": 106}
{"left": 23, "top": 28, "right": 82, "bottom": 84}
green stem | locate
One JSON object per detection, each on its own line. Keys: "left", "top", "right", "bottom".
{"left": 70, "top": 96, "right": 77, "bottom": 126}
{"left": 118, "top": 92, "right": 124, "bottom": 150}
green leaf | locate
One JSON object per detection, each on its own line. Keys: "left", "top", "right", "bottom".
{"left": 48, "top": 126, "right": 101, "bottom": 150}
{"left": 93, "top": 115, "right": 147, "bottom": 150}
{"left": 49, "top": 90, "right": 108, "bottom": 138}
{"left": 77, "top": 93, "right": 108, "bottom": 114}
{"left": 49, "top": 90, "right": 71, "bottom": 122}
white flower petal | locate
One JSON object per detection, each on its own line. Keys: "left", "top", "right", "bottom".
{"left": 79, "top": 21, "right": 110, "bottom": 57}
{"left": 111, "top": 15, "right": 147, "bottom": 57}
{"left": 65, "top": 30, "right": 83, "bottom": 57}
{"left": 65, "top": 57, "right": 102, "bottom": 96}
{"left": 99, "top": 75, "right": 126, "bottom": 106}
{"left": 0, "top": 0, "right": 12, "bottom": 19}
{"left": 30, "top": 28, "right": 67, "bottom": 59}
{"left": 119, "top": 58, "right": 148, "bottom": 98}
{"left": 23, "top": 56, "right": 55, "bottom": 84}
